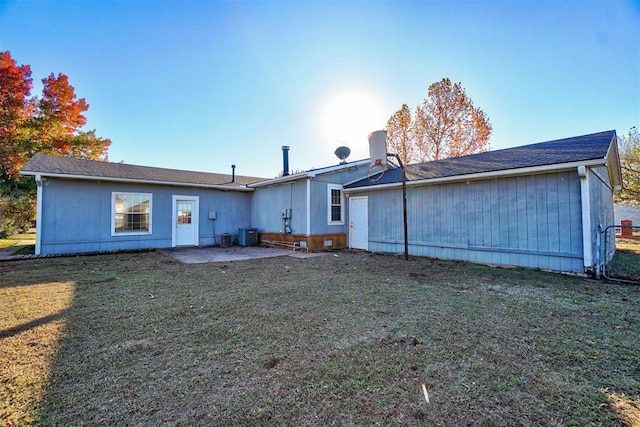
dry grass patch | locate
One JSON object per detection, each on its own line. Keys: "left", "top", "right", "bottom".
{"left": 1, "top": 250, "right": 639, "bottom": 426}
{"left": 1, "top": 280, "right": 75, "bottom": 426}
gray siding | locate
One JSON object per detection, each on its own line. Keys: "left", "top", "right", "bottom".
{"left": 351, "top": 171, "right": 585, "bottom": 273}
{"left": 39, "top": 178, "right": 251, "bottom": 255}
{"left": 309, "top": 163, "right": 371, "bottom": 235}
{"left": 590, "top": 166, "right": 615, "bottom": 262}
{"left": 250, "top": 181, "right": 308, "bottom": 234}
{"left": 250, "top": 163, "right": 370, "bottom": 235}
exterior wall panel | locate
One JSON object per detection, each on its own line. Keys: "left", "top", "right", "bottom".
{"left": 590, "top": 166, "right": 615, "bottom": 263}
{"left": 39, "top": 178, "right": 251, "bottom": 255}
{"left": 351, "top": 171, "right": 585, "bottom": 273}
{"left": 250, "top": 181, "right": 307, "bottom": 234}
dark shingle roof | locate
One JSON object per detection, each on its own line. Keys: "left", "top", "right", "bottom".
{"left": 346, "top": 130, "right": 617, "bottom": 189}
{"left": 21, "top": 154, "right": 266, "bottom": 188}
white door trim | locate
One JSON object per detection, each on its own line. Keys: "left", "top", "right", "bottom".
{"left": 172, "top": 195, "right": 199, "bottom": 247}
{"left": 349, "top": 196, "right": 368, "bottom": 250}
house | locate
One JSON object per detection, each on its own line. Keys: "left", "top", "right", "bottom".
{"left": 19, "top": 148, "right": 370, "bottom": 256}
{"left": 21, "top": 130, "right": 622, "bottom": 275}
{"left": 344, "top": 130, "right": 622, "bottom": 274}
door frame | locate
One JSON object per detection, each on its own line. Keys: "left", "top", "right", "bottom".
{"left": 348, "top": 196, "right": 368, "bottom": 250}
{"left": 172, "top": 195, "right": 199, "bottom": 247}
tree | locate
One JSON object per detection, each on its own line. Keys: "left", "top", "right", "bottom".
{"left": 0, "top": 51, "right": 111, "bottom": 236}
{"left": 0, "top": 52, "right": 110, "bottom": 187}
{"left": 617, "top": 126, "right": 640, "bottom": 205}
{"left": 385, "top": 104, "right": 416, "bottom": 165}
{"left": 0, "top": 51, "right": 33, "bottom": 185}
{"left": 408, "top": 78, "right": 491, "bottom": 161}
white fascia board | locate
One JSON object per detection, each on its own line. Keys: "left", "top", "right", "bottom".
{"left": 248, "top": 172, "right": 310, "bottom": 188}
{"left": 344, "top": 159, "right": 607, "bottom": 193}
{"left": 606, "top": 138, "right": 623, "bottom": 188}
{"left": 248, "top": 159, "right": 371, "bottom": 188}
{"left": 306, "top": 159, "right": 370, "bottom": 177}
{"left": 20, "top": 171, "right": 255, "bottom": 192}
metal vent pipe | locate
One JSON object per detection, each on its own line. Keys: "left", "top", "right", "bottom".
{"left": 282, "top": 146, "right": 290, "bottom": 176}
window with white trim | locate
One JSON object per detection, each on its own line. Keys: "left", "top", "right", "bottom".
{"left": 112, "top": 192, "right": 152, "bottom": 235}
{"left": 327, "top": 184, "right": 344, "bottom": 225}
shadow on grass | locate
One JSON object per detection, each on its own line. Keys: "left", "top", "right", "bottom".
{"left": 0, "top": 311, "right": 67, "bottom": 339}
{"left": 3, "top": 251, "right": 639, "bottom": 425}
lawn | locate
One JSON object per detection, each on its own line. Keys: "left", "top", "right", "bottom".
{"left": 1, "top": 249, "right": 639, "bottom": 426}
{"left": 0, "top": 228, "right": 35, "bottom": 255}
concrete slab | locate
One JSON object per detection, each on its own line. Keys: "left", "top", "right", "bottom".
{"left": 159, "top": 246, "right": 330, "bottom": 264}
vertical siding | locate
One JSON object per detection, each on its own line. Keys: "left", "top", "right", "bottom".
{"left": 351, "top": 171, "right": 585, "bottom": 273}
{"left": 250, "top": 181, "right": 307, "bottom": 234}
{"left": 309, "top": 163, "right": 371, "bottom": 235}
{"left": 39, "top": 178, "right": 252, "bottom": 255}
{"left": 589, "top": 166, "right": 615, "bottom": 262}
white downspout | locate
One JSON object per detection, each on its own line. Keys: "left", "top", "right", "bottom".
{"left": 578, "top": 165, "right": 592, "bottom": 271}
{"left": 306, "top": 179, "right": 311, "bottom": 236}
{"left": 34, "top": 174, "right": 43, "bottom": 256}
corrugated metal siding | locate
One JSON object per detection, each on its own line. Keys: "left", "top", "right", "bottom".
{"left": 351, "top": 171, "right": 585, "bottom": 273}
{"left": 39, "top": 178, "right": 252, "bottom": 255}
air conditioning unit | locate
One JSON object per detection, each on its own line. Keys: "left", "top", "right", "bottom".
{"left": 238, "top": 228, "right": 258, "bottom": 246}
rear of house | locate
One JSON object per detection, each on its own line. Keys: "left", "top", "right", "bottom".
{"left": 21, "top": 130, "right": 622, "bottom": 276}
{"left": 21, "top": 155, "right": 260, "bottom": 256}
{"left": 345, "top": 130, "right": 622, "bottom": 275}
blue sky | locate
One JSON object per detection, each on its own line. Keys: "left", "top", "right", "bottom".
{"left": 1, "top": 0, "right": 639, "bottom": 178}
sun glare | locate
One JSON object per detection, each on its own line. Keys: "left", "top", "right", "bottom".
{"left": 321, "top": 91, "right": 387, "bottom": 150}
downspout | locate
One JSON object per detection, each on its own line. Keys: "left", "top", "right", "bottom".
{"left": 595, "top": 224, "right": 602, "bottom": 279}
{"left": 306, "top": 179, "right": 311, "bottom": 236}
{"left": 578, "top": 165, "right": 593, "bottom": 272}
{"left": 34, "top": 174, "right": 43, "bottom": 256}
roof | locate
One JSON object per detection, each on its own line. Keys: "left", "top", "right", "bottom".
{"left": 346, "top": 130, "right": 621, "bottom": 189}
{"left": 247, "top": 159, "right": 370, "bottom": 188}
{"left": 20, "top": 154, "right": 266, "bottom": 190}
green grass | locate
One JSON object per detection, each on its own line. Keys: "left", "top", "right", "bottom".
{"left": 610, "top": 238, "right": 640, "bottom": 281}
{"left": 0, "top": 228, "right": 35, "bottom": 254}
{"left": 1, "top": 250, "right": 639, "bottom": 426}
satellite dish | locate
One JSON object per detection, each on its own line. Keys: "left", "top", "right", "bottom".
{"left": 334, "top": 146, "right": 351, "bottom": 164}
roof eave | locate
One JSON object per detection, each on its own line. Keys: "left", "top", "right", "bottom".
{"left": 20, "top": 170, "right": 255, "bottom": 192}
{"left": 344, "top": 159, "right": 608, "bottom": 192}
{"left": 248, "top": 159, "right": 371, "bottom": 188}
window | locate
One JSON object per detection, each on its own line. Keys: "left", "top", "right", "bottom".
{"left": 327, "top": 184, "right": 344, "bottom": 225}
{"left": 112, "top": 192, "right": 152, "bottom": 235}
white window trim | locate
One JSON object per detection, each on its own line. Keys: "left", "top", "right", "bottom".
{"left": 111, "top": 192, "right": 153, "bottom": 236}
{"left": 327, "top": 184, "right": 344, "bottom": 225}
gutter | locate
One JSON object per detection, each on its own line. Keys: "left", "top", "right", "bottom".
{"left": 20, "top": 171, "right": 256, "bottom": 192}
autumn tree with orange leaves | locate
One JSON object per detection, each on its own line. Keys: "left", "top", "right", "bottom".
{"left": 0, "top": 51, "right": 111, "bottom": 186}
{"left": 385, "top": 78, "right": 491, "bottom": 164}
{"left": 385, "top": 103, "right": 415, "bottom": 165}
{"left": 0, "top": 51, "right": 111, "bottom": 235}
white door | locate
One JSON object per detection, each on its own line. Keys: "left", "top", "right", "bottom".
{"left": 349, "top": 196, "right": 368, "bottom": 250}
{"left": 173, "top": 196, "right": 199, "bottom": 246}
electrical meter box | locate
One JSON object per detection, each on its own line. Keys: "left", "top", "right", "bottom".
{"left": 281, "top": 208, "right": 292, "bottom": 219}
